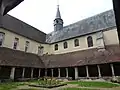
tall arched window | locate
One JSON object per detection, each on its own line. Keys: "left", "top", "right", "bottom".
{"left": 55, "top": 44, "right": 58, "bottom": 51}
{"left": 87, "top": 36, "right": 93, "bottom": 47}
{"left": 0, "top": 32, "right": 5, "bottom": 46}
{"left": 63, "top": 42, "right": 68, "bottom": 49}
{"left": 74, "top": 39, "right": 79, "bottom": 47}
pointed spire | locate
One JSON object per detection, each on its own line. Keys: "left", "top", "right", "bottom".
{"left": 56, "top": 5, "right": 61, "bottom": 19}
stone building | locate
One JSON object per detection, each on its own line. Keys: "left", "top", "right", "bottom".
{"left": 0, "top": 6, "right": 120, "bottom": 80}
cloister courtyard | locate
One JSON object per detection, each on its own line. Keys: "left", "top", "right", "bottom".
{"left": 0, "top": 80, "right": 120, "bottom": 90}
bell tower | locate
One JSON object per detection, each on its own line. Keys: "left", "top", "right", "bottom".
{"left": 54, "top": 5, "right": 63, "bottom": 31}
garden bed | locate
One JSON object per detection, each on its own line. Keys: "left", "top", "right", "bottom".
{"left": 29, "top": 83, "right": 67, "bottom": 88}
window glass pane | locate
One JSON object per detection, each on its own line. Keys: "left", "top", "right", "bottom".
{"left": 64, "top": 42, "right": 68, "bottom": 49}
{"left": 55, "top": 44, "right": 58, "bottom": 50}
{"left": 87, "top": 36, "right": 93, "bottom": 47}
{"left": 74, "top": 39, "right": 79, "bottom": 47}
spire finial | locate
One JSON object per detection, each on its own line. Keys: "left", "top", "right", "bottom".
{"left": 57, "top": 0, "right": 59, "bottom": 6}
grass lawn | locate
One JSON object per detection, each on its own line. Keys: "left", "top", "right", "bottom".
{"left": 0, "top": 82, "right": 25, "bottom": 90}
{"left": 67, "top": 81, "right": 120, "bottom": 88}
{"left": 61, "top": 88, "right": 98, "bottom": 90}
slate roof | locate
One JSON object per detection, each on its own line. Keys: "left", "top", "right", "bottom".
{"left": 0, "top": 45, "right": 120, "bottom": 68}
{"left": 41, "top": 45, "right": 120, "bottom": 68}
{"left": 0, "top": 47, "right": 45, "bottom": 68}
{"left": 46, "top": 9, "right": 116, "bottom": 43}
{"left": 0, "top": 14, "right": 46, "bottom": 43}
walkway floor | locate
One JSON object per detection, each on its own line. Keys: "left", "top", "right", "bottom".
{"left": 13, "top": 84, "right": 120, "bottom": 90}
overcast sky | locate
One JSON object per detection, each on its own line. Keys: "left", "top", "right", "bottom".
{"left": 9, "top": 0, "right": 113, "bottom": 34}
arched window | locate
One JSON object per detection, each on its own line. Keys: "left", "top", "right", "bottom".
{"left": 74, "top": 39, "right": 79, "bottom": 47}
{"left": 55, "top": 44, "right": 58, "bottom": 51}
{"left": 0, "top": 32, "right": 5, "bottom": 46}
{"left": 87, "top": 36, "right": 93, "bottom": 47}
{"left": 63, "top": 42, "right": 68, "bottom": 49}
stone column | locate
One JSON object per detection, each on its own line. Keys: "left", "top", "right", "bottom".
{"left": 10, "top": 67, "right": 15, "bottom": 80}
{"left": 31, "top": 68, "right": 34, "bottom": 78}
{"left": 97, "top": 65, "right": 101, "bottom": 78}
{"left": 45, "top": 69, "right": 47, "bottom": 76}
{"left": 110, "top": 64, "right": 115, "bottom": 77}
{"left": 22, "top": 68, "right": 25, "bottom": 78}
{"left": 38, "top": 69, "right": 41, "bottom": 78}
{"left": 58, "top": 68, "right": 60, "bottom": 78}
{"left": 66, "top": 68, "right": 68, "bottom": 78}
{"left": 86, "top": 66, "right": 89, "bottom": 78}
{"left": 75, "top": 67, "right": 78, "bottom": 79}
{"left": 51, "top": 69, "right": 53, "bottom": 77}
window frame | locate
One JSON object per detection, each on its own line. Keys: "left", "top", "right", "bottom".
{"left": 74, "top": 39, "right": 79, "bottom": 47}
{"left": 63, "top": 42, "right": 68, "bottom": 49}
{"left": 87, "top": 36, "right": 93, "bottom": 47}
{"left": 25, "top": 41, "right": 30, "bottom": 52}
{"left": 13, "top": 37, "right": 19, "bottom": 50}
{"left": 55, "top": 44, "right": 58, "bottom": 51}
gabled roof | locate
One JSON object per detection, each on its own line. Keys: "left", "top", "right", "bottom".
{"left": 41, "top": 45, "right": 120, "bottom": 68}
{"left": 46, "top": 9, "right": 116, "bottom": 43}
{"left": 0, "top": 14, "right": 46, "bottom": 43}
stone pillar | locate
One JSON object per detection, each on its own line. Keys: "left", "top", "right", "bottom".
{"left": 22, "top": 68, "right": 25, "bottom": 78}
{"left": 58, "top": 68, "right": 60, "bottom": 78}
{"left": 75, "top": 67, "right": 78, "bottom": 79}
{"left": 38, "top": 69, "right": 41, "bottom": 78}
{"left": 51, "top": 69, "right": 53, "bottom": 77}
{"left": 86, "top": 66, "right": 89, "bottom": 78}
{"left": 110, "top": 64, "right": 115, "bottom": 77}
{"left": 97, "top": 65, "right": 101, "bottom": 78}
{"left": 45, "top": 69, "right": 47, "bottom": 76}
{"left": 10, "top": 67, "right": 15, "bottom": 80}
{"left": 66, "top": 68, "right": 68, "bottom": 78}
{"left": 31, "top": 68, "right": 34, "bottom": 78}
